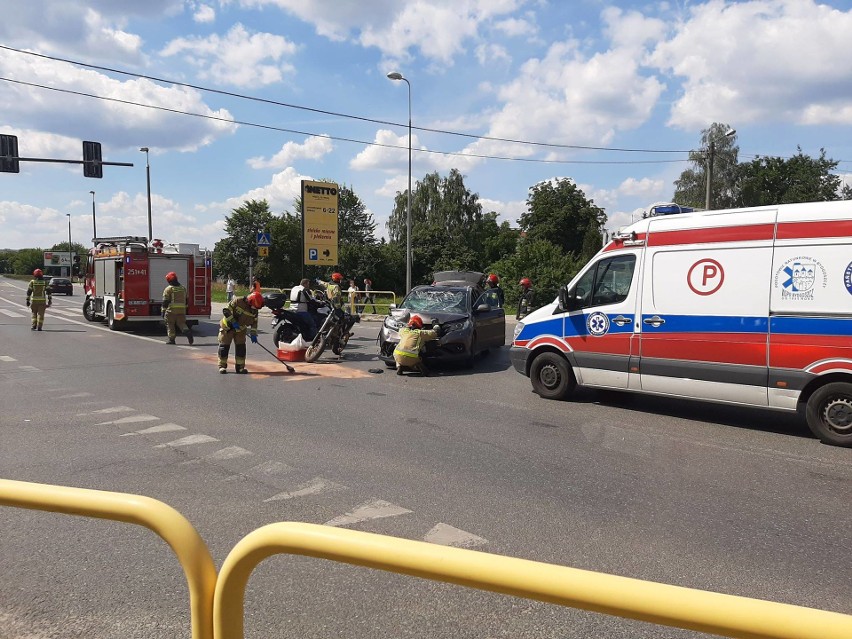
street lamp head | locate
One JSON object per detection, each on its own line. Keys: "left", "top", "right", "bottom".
{"left": 724, "top": 128, "right": 736, "bottom": 137}
{"left": 386, "top": 71, "right": 404, "bottom": 81}
{"left": 139, "top": 147, "right": 149, "bottom": 153}
{"left": 89, "top": 190, "right": 95, "bottom": 196}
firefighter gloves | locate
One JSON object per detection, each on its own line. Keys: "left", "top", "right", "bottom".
{"left": 250, "top": 334, "right": 258, "bottom": 344}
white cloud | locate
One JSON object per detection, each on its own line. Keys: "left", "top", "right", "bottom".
{"left": 492, "top": 17, "right": 536, "bottom": 38}
{"left": 192, "top": 4, "right": 216, "bottom": 23}
{"left": 648, "top": 0, "right": 852, "bottom": 128}
{"left": 205, "top": 166, "right": 308, "bottom": 215}
{"left": 475, "top": 43, "right": 511, "bottom": 65}
{"left": 479, "top": 197, "right": 526, "bottom": 226}
{"left": 247, "top": 136, "right": 334, "bottom": 169}
{"left": 350, "top": 129, "right": 481, "bottom": 175}
{"left": 160, "top": 23, "right": 298, "bottom": 88}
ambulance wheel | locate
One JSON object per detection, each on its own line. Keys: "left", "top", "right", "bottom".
{"left": 805, "top": 382, "right": 852, "bottom": 447}
{"left": 83, "top": 298, "right": 98, "bottom": 322}
{"left": 530, "top": 352, "right": 575, "bottom": 400}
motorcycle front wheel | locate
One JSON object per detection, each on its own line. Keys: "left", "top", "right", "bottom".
{"left": 305, "top": 332, "right": 327, "bottom": 362}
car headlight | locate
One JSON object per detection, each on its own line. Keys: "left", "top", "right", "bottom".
{"left": 384, "top": 316, "right": 405, "bottom": 330}
{"left": 512, "top": 322, "right": 524, "bottom": 341}
{"left": 442, "top": 320, "right": 467, "bottom": 334}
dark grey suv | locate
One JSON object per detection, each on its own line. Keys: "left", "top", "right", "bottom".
{"left": 378, "top": 271, "right": 505, "bottom": 368}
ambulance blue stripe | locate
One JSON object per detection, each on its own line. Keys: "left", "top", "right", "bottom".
{"left": 518, "top": 315, "right": 635, "bottom": 341}
{"left": 641, "top": 315, "right": 767, "bottom": 333}
{"left": 770, "top": 316, "right": 852, "bottom": 336}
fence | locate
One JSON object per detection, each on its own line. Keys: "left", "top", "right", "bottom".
{"left": 3, "top": 478, "right": 851, "bottom": 639}
{"left": 260, "top": 287, "right": 397, "bottom": 315}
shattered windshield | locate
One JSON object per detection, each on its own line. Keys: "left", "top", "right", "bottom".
{"left": 401, "top": 288, "right": 469, "bottom": 314}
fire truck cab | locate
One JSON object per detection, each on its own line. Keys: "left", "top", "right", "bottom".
{"left": 83, "top": 236, "right": 212, "bottom": 330}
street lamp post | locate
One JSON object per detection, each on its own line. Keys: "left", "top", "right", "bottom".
{"left": 387, "top": 71, "right": 412, "bottom": 294}
{"left": 89, "top": 190, "right": 97, "bottom": 240}
{"left": 705, "top": 128, "right": 736, "bottom": 210}
{"left": 66, "top": 213, "right": 72, "bottom": 279}
{"left": 140, "top": 147, "right": 153, "bottom": 241}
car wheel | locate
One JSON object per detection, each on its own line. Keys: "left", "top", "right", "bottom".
{"left": 530, "top": 352, "right": 576, "bottom": 400}
{"left": 805, "top": 382, "right": 852, "bottom": 447}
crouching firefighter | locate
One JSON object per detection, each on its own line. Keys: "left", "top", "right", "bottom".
{"left": 393, "top": 315, "right": 441, "bottom": 376}
{"left": 218, "top": 291, "right": 263, "bottom": 374}
{"left": 162, "top": 272, "right": 193, "bottom": 345}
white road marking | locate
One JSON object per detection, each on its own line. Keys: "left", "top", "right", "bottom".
{"left": 95, "top": 414, "right": 160, "bottom": 425}
{"left": 423, "top": 523, "right": 488, "bottom": 548}
{"left": 0, "top": 356, "right": 17, "bottom": 362}
{"left": 51, "top": 309, "right": 79, "bottom": 317}
{"left": 154, "top": 434, "right": 219, "bottom": 448}
{"left": 0, "top": 309, "right": 25, "bottom": 318}
{"left": 18, "top": 365, "right": 40, "bottom": 372}
{"left": 77, "top": 406, "right": 136, "bottom": 416}
{"left": 264, "top": 476, "right": 346, "bottom": 502}
{"left": 324, "top": 500, "right": 412, "bottom": 527}
{"left": 201, "top": 446, "right": 253, "bottom": 461}
{"left": 58, "top": 392, "right": 93, "bottom": 399}
{"left": 246, "top": 460, "right": 294, "bottom": 477}
{"left": 120, "top": 423, "right": 186, "bottom": 436}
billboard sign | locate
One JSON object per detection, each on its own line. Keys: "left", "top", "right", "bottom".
{"left": 301, "top": 180, "right": 339, "bottom": 266}
{"left": 44, "top": 251, "right": 75, "bottom": 267}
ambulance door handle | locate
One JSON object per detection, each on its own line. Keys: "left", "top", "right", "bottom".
{"left": 612, "top": 315, "right": 631, "bottom": 326}
{"left": 643, "top": 315, "right": 666, "bottom": 327}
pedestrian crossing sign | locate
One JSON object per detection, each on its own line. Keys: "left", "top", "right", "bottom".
{"left": 257, "top": 232, "right": 271, "bottom": 246}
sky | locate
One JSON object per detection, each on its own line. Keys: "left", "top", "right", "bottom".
{"left": 1, "top": 0, "right": 851, "bottom": 252}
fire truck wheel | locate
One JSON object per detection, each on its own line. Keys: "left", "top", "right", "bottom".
{"left": 106, "top": 304, "right": 124, "bottom": 331}
{"left": 805, "top": 382, "right": 852, "bottom": 447}
{"left": 83, "top": 298, "right": 98, "bottom": 322}
{"left": 530, "top": 352, "right": 576, "bottom": 400}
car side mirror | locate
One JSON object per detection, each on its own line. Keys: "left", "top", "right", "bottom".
{"left": 558, "top": 286, "right": 569, "bottom": 311}
{"left": 475, "top": 303, "right": 490, "bottom": 313}
{"left": 389, "top": 303, "right": 397, "bottom": 310}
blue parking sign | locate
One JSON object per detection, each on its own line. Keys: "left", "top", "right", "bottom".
{"left": 308, "top": 248, "right": 318, "bottom": 261}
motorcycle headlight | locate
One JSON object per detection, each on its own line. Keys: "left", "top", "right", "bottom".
{"left": 513, "top": 322, "right": 524, "bottom": 341}
{"left": 443, "top": 320, "right": 467, "bottom": 334}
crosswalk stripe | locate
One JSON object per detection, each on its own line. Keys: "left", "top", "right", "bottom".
{"left": 95, "top": 414, "right": 160, "bottom": 425}
{"left": 77, "top": 406, "right": 136, "bottom": 416}
{"left": 0, "top": 309, "right": 25, "bottom": 318}
{"left": 0, "top": 356, "right": 16, "bottom": 362}
{"left": 121, "top": 423, "right": 186, "bottom": 436}
{"left": 154, "top": 434, "right": 219, "bottom": 448}
{"left": 202, "top": 446, "right": 253, "bottom": 461}
{"left": 424, "top": 523, "right": 487, "bottom": 548}
{"left": 58, "top": 392, "right": 93, "bottom": 399}
{"left": 264, "top": 476, "right": 346, "bottom": 502}
{"left": 324, "top": 500, "right": 412, "bottom": 527}
{"left": 18, "top": 365, "right": 40, "bottom": 372}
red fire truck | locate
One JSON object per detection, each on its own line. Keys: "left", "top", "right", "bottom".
{"left": 83, "top": 236, "right": 212, "bottom": 330}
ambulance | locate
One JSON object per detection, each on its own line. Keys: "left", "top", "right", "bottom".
{"left": 510, "top": 200, "right": 852, "bottom": 447}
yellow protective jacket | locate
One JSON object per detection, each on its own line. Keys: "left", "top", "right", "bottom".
{"left": 318, "top": 280, "right": 342, "bottom": 308}
{"left": 393, "top": 327, "right": 439, "bottom": 363}
{"left": 27, "top": 278, "right": 52, "bottom": 304}
{"left": 220, "top": 296, "right": 258, "bottom": 335}
{"left": 162, "top": 284, "right": 187, "bottom": 314}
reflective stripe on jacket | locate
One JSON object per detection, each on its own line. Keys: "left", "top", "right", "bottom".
{"left": 27, "top": 279, "right": 51, "bottom": 303}
{"left": 163, "top": 284, "right": 187, "bottom": 313}
{"left": 393, "top": 327, "right": 439, "bottom": 360}
{"left": 220, "top": 297, "right": 258, "bottom": 334}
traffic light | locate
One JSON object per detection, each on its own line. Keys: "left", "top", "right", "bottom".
{"left": 0, "top": 134, "right": 19, "bottom": 173}
{"left": 82, "top": 141, "right": 102, "bottom": 178}
{"left": 73, "top": 255, "right": 81, "bottom": 276}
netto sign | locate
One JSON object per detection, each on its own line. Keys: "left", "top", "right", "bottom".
{"left": 301, "top": 180, "right": 339, "bottom": 266}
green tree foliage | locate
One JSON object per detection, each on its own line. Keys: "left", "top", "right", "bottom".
{"left": 736, "top": 147, "right": 843, "bottom": 206}
{"left": 260, "top": 212, "right": 302, "bottom": 288}
{"left": 11, "top": 248, "right": 45, "bottom": 275}
{"left": 519, "top": 178, "right": 606, "bottom": 258}
{"left": 50, "top": 241, "right": 88, "bottom": 255}
{"left": 480, "top": 214, "right": 520, "bottom": 266}
{"left": 212, "top": 199, "right": 274, "bottom": 284}
{"left": 488, "top": 238, "right": 578, "bottom": 310}
{"left": 337, "top": 184, "right": 377, "bottom": 246}
{"left": 673, "top": 123, "right": 739, "bottom": 210}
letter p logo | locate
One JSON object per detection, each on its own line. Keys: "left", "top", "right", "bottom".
{"left": 687, "top": 259, "right": 725, "bottom": 296}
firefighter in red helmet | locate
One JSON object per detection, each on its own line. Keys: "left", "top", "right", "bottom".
{"left": 316, "top": 272, "right": 344, "bottom": 308}
{"left": 26, "top": 268, "right": 52, "bottom": 331}
{"left": 217, "top": 290, "right": 263, "bottom": 374}
{"left": 162, "top": 271, "right": 193, "bottom": 345}
{"left": 393, "top": 314, "right": 441, "bottom": 376}
{"left": 484, "top": 272, "right": 504, "bottom": 308}
{"left": 517, "top": 276, "right": 535, "bottom": 320}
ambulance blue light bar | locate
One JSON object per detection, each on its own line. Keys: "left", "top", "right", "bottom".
{"left": 649, "top": 203, "right": 696, "bottom": 217}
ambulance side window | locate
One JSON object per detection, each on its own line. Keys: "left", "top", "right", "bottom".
{"left": 569, "top": 254, "right": 636, "bottom": 310}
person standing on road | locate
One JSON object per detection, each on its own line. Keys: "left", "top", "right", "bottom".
{"left": 393, "top": 315, "right": 441, "bottom": 376}
{"left": 347, "top": 278, "right": 360, "bottom": 314}
{"left": 225, "top": 275, "right": 235, "bottom": 302}
{"left": 517, "top": 277, "right": 535, "bottom": 320}
{"left": 26, "top": 268, "right": 52, "bottom": 331}
{"left": 361, "top": 277, "right": 377, "bottom": 314}
{"left": 162, "top": 272, "right": 193, "bottom": 345}
{"left": 217, "top": 290, "right": 263, "bottom": 374}
{"left": 289, "top": 278, "right": 318, "bottom": 340}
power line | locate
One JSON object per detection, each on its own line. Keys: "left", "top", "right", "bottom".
{"left": 0, "top": 76, "right": 691, "bottom": 166}
{"left": 0, "top": 44, "right": 691, "bottom": 155}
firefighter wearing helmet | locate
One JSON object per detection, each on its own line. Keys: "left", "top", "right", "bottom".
{"left": 392, "top": 314, "right": 442, "bottom": 376}
{"left": 26, "top": 268, "right": 52, "bottom": 331}
{"left": 517, "top": 276, "right": 535, "bottom": 320}
{"left": 484, "top": 273, "right": 504, "bottom": 308}
{"left": 162, "top": 272, "right": 193, "bottom": 345}
{"left": 316, "top": 272, "right": 344, "bottom": 308}
{"left": 217, "top": 289, "right": 263, "bottom": 374}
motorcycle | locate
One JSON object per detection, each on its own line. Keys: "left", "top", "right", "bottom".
{"left": 305, "top": 298, "right": 360, "bottom": 362}
{"left": 262, "top": 291, "right": 329, "bottom": 348}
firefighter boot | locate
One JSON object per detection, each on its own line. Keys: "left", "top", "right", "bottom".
{"left": 235, "top": 365, "right": 248, "bottom": 374}
{"left": 396, "top": 366, "right": 404, "bottom": 376}
{"left": 218, "top": 367, "right": 227, "bottom": 374}
{"left": 167, "top": 339, "right": 176, "bottom": 344}
{"left": 186, "top": 327, "right": 194, "bottom": 345}
{"left": 217, "top": 343, "right": 230, "bottom": 373}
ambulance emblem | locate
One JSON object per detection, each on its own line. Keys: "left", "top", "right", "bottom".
{"left": 587, "top": 312, "right": 610, "bottom": 337}
{"left": 845, "top": 262, "right": 852, "bottom": 296}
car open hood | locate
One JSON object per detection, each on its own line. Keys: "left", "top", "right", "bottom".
{"left": 433, "top": 271, "right": 483, "bottom": 287}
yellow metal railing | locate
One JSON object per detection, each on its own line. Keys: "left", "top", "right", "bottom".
{"left": 0, "top": 478, "right": 217, "bottom": 639}
{"left": 4, "top": 479, "right": 852, "bottom": 639}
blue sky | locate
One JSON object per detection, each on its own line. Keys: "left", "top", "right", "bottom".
{"left": 1, "top": 0, "right": 851, "bottom": 251}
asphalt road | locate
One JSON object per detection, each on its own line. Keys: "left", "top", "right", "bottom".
{"left": 1, "top": 275, "right": 850, "bottom": 639}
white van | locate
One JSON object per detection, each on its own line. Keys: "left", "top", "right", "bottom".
{"left": 510, "top": 200, "right": 852, "bottom": 447}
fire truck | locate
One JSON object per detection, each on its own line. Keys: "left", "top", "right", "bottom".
{"left": 83, "top": 236, "right": 212, "bottom": 330}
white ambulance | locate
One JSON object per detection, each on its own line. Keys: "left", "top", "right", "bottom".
{"left": 510, "top": 200, "right": 852, "bottom": 447}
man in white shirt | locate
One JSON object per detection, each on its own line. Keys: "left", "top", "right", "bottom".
{"left": 289, "top": 278, "right": 318, "bottom": 339}
{"left": 225, "top": 275, "right": 235, "bottom": 301}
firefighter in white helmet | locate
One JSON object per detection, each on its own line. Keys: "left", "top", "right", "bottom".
{"left": 162, "top": 271, "right": 193, "bottom": 345}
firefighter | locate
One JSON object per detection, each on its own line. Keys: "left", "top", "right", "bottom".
{"left": 517, "top": 277, "right": 535, "bottom": 320}
{"left": 162, "top": 272, "right": 193, "bottom": 345}
{"left": 26, "top": 269, "right": 52, "bottom": 331}
{"left": 485, "top": 273, "right": 504, "bottom": 307}
{"left": 393, "top": 315, "right": 441, "bottom": 376}
{"left": 218, "top": 290, "right": 263, "bottom": 374}
{"left": 316, "top": 272, "right": 344, "bottom": 308}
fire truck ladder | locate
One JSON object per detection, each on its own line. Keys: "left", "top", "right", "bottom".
{"left": 194, "top": 252, "right": 209, "bottom": 306}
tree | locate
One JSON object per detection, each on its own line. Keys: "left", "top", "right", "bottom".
{"left": 51, "top": 241, "right": 88, "bottom": 255}
{"left": 488, "top": 238, "right": 578, "bottom": 310}
{"left": 212, "top": 199, "right": 274, "bottom": 284}
{"left": 673, "top": 123, "right": 739, "bottom": 209}
{"left": 519, "top": 178, "right": 606, "bottom": 258}
{"left": 11, "top": 248, "right": 45, "bottom": 276}
{"left": 337, "top": 184, "right": 377, "bottom": 246}
{"left": 735, "top": 147, "right": 843, "bottom": 206}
